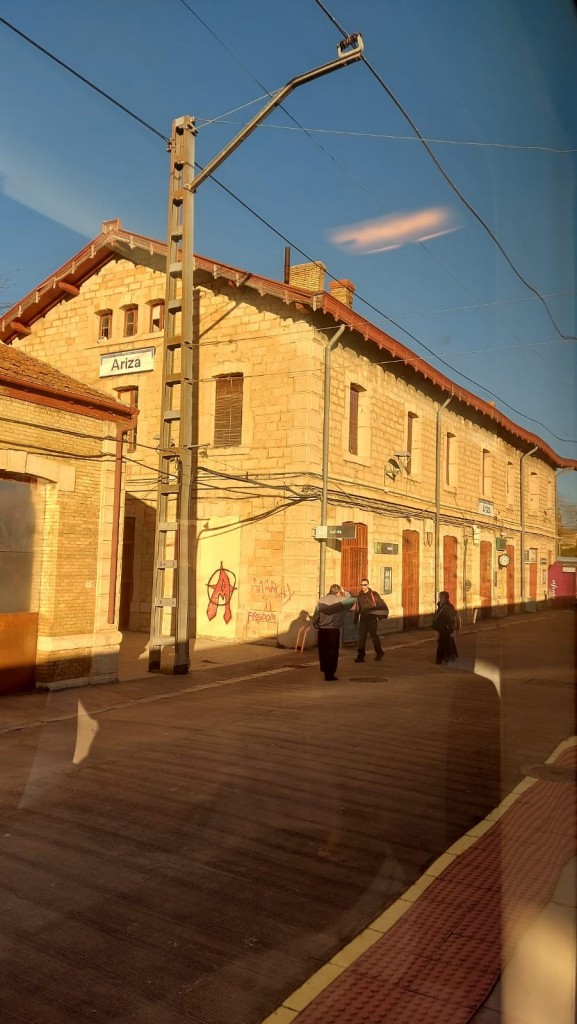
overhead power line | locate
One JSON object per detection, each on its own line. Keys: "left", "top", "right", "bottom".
{"left": 0, "top": 15, "right": 169, "bottom": 143}
{"left": 311, "top": 0, "right": 577, "bottom": 346}
{"left": 198, "top": 118, "right": 577, "bottom": 155}
{"left": 1, "top": 13, "right": 574, "bottom": 444}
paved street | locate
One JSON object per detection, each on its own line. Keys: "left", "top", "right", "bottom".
{"left": 0, "top": 610, "right": 574, "bottom": 1024}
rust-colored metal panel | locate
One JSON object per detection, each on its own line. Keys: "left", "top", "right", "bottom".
{"left": 0, "top": 612, "right": 38, "bottom": 694}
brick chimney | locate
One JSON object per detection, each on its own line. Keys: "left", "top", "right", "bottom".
{"left": 288, "top": 261, "right": 326, "bottom": 292}
{"left": 329, "top": 279, "right": 355, "bottom": 308}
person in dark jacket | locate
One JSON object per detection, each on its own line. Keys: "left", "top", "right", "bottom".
{"left": 312, "top": 584, "right": 354, "bottom": 681}
{"left": 353, "top": 578, "right": 388, "bottom": 662}
{"left": 432, "top": 591, "right": 460, "bottom": 664}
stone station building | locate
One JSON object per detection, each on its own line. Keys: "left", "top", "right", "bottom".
{"left": 2, "top": 219, "right": 574, "bottom": 653}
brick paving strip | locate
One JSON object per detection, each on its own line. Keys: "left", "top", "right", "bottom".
{"left": 261, "top": 738, "right": 577, "bottom": 1024}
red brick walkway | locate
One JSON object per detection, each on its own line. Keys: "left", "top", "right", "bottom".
{"left": 265, "top": 740, "right": 576, "bottom": 1024}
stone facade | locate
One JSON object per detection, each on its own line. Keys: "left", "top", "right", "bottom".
{"left": 4, "top": 222, "right": 571, "bottom": 652}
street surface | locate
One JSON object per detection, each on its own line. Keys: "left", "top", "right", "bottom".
{"left": 0, "top": 610, "right": 574, "bottom": 1024}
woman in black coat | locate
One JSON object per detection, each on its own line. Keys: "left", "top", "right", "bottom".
{"left": 432, "top": 591, "right": 459, "bottom": 664}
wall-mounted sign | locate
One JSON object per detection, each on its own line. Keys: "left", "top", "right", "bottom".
{"left": 374, "top": 542, "right": 398, "bottom": 555}
{"left": 314, "top": 524, "right": 356, "bottom": 539}
{"left": 477, "top": 499, "right": 494, "bottom": 516}
{"left": 99, "top": 346, "right": 155, "bottom": 378}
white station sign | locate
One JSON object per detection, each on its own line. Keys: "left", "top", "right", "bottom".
{"left": 99, "top": 347, "right": 155, "bottom": 378}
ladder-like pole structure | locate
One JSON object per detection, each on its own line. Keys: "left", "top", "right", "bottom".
{"left": 149, "top": 116, "right": 196, "bottom": 673}
{"left": 148, "top": 35, "right": 364, "bottom": 673}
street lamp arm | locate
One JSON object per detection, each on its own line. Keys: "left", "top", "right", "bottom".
{"left": 187, "top": 34, "right": 364, "bottom": 193}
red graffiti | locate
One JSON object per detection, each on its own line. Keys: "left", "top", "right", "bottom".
{"left": 206, "top": 563, "right": 237, "bottom": 623}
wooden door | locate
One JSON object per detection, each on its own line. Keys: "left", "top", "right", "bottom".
{"left": 341, "top": 522, "right": 367, "bottom": 593}
{"left": 0, "top": 613, "right": 38, "bottom": 695}
{"left": 479, "top": 540, "right": 492, "bottom": 618}
{"left": 529, "top": 561, "right": 537, "bottom": 600}
{"left": 402, "top": 530, "right": 420, "bottom": 630}
{"left": 506, "top": 544, "right": 515, "bottom": 613}
{"left": 119, "top": 516, "right": 136, "bottom": 630}
{"left": 443, "top": 535, "right": 458, "bottom": 604}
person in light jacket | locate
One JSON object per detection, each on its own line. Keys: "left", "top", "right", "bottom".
{"left": 312, "top": 585, "right": 355, "bottom": 681}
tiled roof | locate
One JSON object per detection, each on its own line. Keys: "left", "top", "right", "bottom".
{"left": 0, "top": 343, "right": 134, "bottom": 421}
{"left": 1, "top": 219, "right": 575, "bottom": 468}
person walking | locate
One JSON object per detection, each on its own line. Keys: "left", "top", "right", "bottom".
{"left": 312, "top": 584, "right": 354, "bottom": 681}
{"left": 353, "top": 578, "right": 388, "bottom": 662}
{"left": 432, "top": 590, "right": 460, "bottom": 664}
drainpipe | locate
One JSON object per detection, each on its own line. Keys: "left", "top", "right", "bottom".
{"left": 520, "top": 444, "right": 538, "bottom": 609}
{"left": 434, "top": 395, "right": 452, "bottom": 607}
{"left": 319, "top": 324, "right": 346, "bottom": 598}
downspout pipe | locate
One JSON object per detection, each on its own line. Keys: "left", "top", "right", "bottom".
{"left": 520, "top": 444, "right": 538, "bottom": 609}
{"left": 434, "top": 395, "right": 452, "bottom": 607}
{"left": 319, "top": 324, "right": 346, "bottom": 598}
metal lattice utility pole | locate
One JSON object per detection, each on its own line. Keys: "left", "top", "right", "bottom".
{"left": 148, "top": 117, "right": 196, "bottom": 673}
{"left": 149, "top": 35, "right": 364, "bottom": 674}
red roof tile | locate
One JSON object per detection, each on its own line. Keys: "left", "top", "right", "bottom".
{"left": 0, "top": 343, "right": 134, "bottom": 422}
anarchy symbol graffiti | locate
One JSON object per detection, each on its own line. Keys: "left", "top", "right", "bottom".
{"left": 206, "top": 562, "right": 237, "bottom": 623}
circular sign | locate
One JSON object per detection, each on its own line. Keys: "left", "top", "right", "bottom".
{"left": 498, "top": 553, "right": 510, "bottom": 567}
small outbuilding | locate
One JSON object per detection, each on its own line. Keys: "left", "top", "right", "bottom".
{"left": 0, "top": 343, "right": 136, "bottom": 693}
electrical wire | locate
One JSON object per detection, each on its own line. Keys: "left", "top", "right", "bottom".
{"left": 197, "top": 119, "right": 577, "bottom": 154}
{"left": 0, "top": 16, "right": 169, "bottom": 143}
{"left": 2, "top": 13, "right": 574, "bottom": 445}
{"left": 174, "top": 1, "right": 529, "bottom": 361}
{"left": 311, "top": 0, "right": 577, "bottom": 345}
{"left": 175, "top": 0, "right": 377, "bottom": 203}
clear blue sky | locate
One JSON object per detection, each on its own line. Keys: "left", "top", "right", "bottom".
{"left": 1, "top": 1, "right": 576, "bottom": 504}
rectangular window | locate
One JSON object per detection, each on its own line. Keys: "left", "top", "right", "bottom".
{"left": 482, "top": 449, "right": 492, "bottom": 498}
{"left": 445, "top": 432, "right": 457, "bottom": 487}
{"left": 528, "top": 471, "right": 539, "bottom": 513}
{"left": 506, "top": 461, "right": 514, "bottom": 505}
{"left": 150, "top": 302, "right": 165, "bottom": 332}
{"left": 115, "top": 387, "right": 138, "bottom": 452}
{"left": 348, "top": 385, "right": 361, "bottom": 455}
{"left": 214, "top": 374, "right": 243, "bottom": 447}
{"left": 97, "top": 310, "right": 112, "bottom": 340}
{"left": 406, "top": 412, "right": 421, "bottom": 476}
{"left": 124, "top": 306, "right": 138, "bottom": 337}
